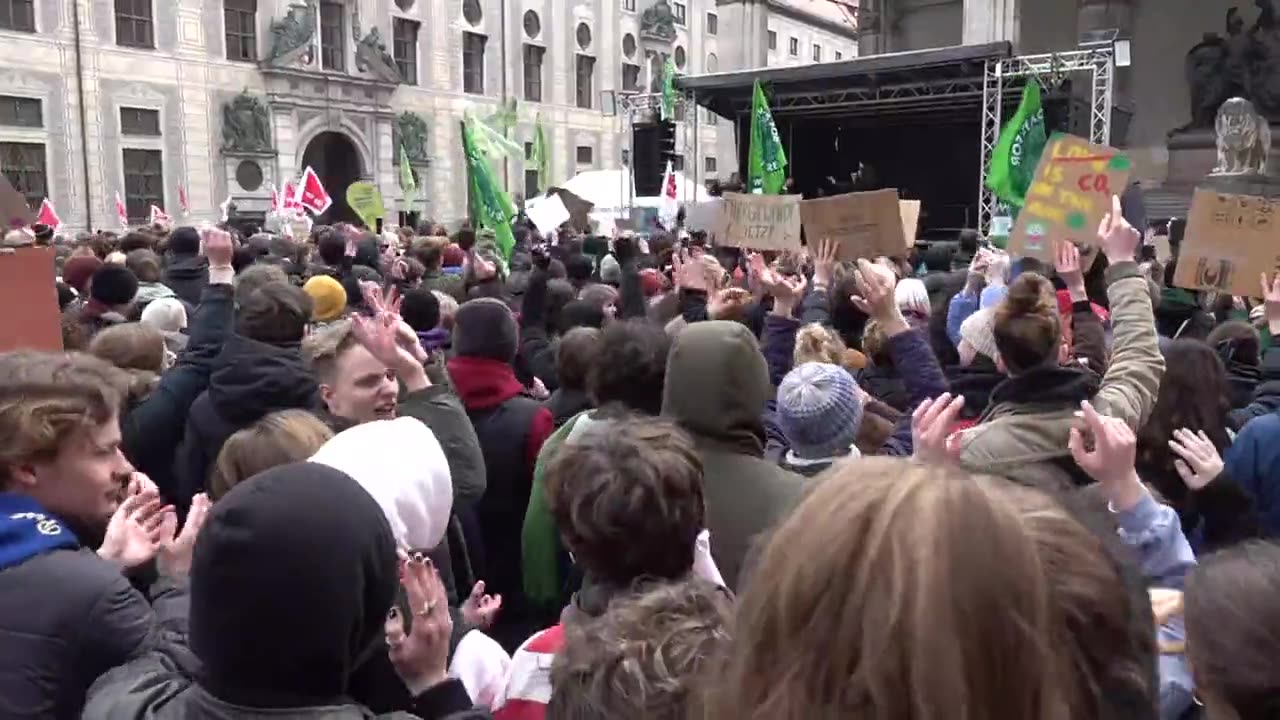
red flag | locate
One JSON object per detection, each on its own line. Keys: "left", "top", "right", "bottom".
{"left": 269, "top": 184, "right": 281, "bottom": 213}
{"left": 35, "top": 198, "right": 60, "bottom": 231}
{"left": 659, "top": 161, "right": 679, "bottom": 229}
{"left": 282, "top": 181, "right": 298, "bottom": 211}
{"left": 114, "top": 192, "right": 129, "bottom": 229}
{"left": 294, "top": 167, "right": 332, "bottom": 215}
{"left": 149, "top": 205, "right": 171, "bottom": 226}
{"left": 178, "top": 185, "right": 190, "bottom": 215}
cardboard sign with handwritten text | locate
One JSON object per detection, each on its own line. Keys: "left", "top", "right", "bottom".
{"left": 720, "top": 193, "right": 801, "bottom": 251}
{"left": 1010, "top": 133, "right": 1132, "bottom": 266}
{"left": 1173, "top": 188, "right": 1280, "bottom": 297}
{"left": 799, "top": 189, "right": 908, "bottom": 261}
{"left": 0, "top": 247, "right": 61, "bottom": 351}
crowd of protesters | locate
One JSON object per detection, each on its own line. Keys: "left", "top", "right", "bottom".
{"left": 1, "top": 193, "right": 1279, "bottom": 720}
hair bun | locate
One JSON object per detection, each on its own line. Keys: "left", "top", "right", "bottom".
{"left": 1000, "top": 272, "right": 1055, "bottom": 319}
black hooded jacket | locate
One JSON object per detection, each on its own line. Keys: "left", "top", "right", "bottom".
{"left": 163, "top": 254, "right": 210, "bottom": 308}
{"left": 81, "top": 463, "right": 487, "bottom": 720}
{"left": 172, "top": 334, "right": 320, "bottom": 511}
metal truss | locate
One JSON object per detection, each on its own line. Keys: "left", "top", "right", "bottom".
{"left": 979, "top": 47, "right": 1115, "bottom": 234}
{"left": 770, "top": 77, "right": 987, "bottom": 113}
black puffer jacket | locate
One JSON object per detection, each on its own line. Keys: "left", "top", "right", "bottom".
{"left": 172, "top": 334, "right": 319, "bottom": 511}
{"left": 162, "top": 254, "right": 210, "bottom": 308}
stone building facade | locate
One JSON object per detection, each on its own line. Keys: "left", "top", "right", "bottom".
{"left": 0, "top": 0, "right": 855, "bottom": 232}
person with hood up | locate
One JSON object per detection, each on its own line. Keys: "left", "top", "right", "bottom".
{"left": 448, "top": 297, "right": 554, "bottom": 652}
{"left": 140, "top": 298, "right": 190, "bottom": 355}
{"left": 661, "top": 314, "right": 804, "bottom": 590}
{"left": 161, "top": 226, "right": 209, "bottom": 307}
{"left": 959, "top": 197, "right": 1164, "bottom": 484}
{"left": 313, "top": 418, "right": 510, "bottom": 713}
{"left": 81, "top": 462, "right": 488, "bottom": 720}
{"left": 0, "top": 350, "right": 205, "bottom": 719}
{"left": 173, "top": 280, "right": 320, "bottom": 513}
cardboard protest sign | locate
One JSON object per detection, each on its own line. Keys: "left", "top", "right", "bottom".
{"left": 526, "top": 194, "right": 570, "bottom": 233}
{"left": 719, "top": 193, "right": 802, "bottom": 251}
{"left": 0, "top": 247, "right": 61, "bottom": 351}
{"left": 900, "top": 200, "right": 921, "bottom": 247}
{"left": 684, "top": 199, "right": 728, "bottom": 244}
{"left": 346, "top": 182, "right": 386, "bottom": 229}
{"left": 0, "top": 174, "right": 35, "bottom": 230}
{"left": 1173, "top": 188, "right": 1280, "bottom": 297}
{"left": 799, "top": 189, "right": 908, "bottom": 261}
{"left": 548, "top": 188, "right": 594, "bottom": 231}
{"left": 1010, "top": 133, "right": 1132, "bottom": 266}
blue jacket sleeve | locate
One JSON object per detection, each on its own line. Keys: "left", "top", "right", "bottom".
{"left": 761, "top": 314, "right": 799, "bottom": 388}
{"left": 946, "top": 290, "right": 979, "bottom": 347}
{"left": 1115, "top": 491, "right": 1196, "bottom": 589}
{"left": 1224, "top": 414, "right": 1280, "bottom": 537}
{"left": 879, "top": 328, "right": 948, "bottom": 457}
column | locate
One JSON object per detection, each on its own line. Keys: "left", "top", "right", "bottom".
{"left": 963, "top": 0, "right": 1019, "bottom": 46}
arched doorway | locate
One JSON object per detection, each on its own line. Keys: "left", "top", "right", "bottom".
{"left": 299, "top": 131, "right": 363, "bottom": 225}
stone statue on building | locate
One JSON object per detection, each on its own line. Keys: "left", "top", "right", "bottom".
{"left": 397, "top": 112, "right": 429, "bottom": 165}
{"left": 266, "top": 2, "right": 317, "bottom": 68}
{"left": 1184, "top": 2, "right": 1280, "bottom": 129}
{"left": 221, "top": 92, "right": 273, "bottom": 153}
{"left": 353, "top": 14, "right": 404, "bottom": 84}
{"left": 1214, "top": 97, "right": 1272, "bottom": 175}
{"left": 640, "top": 0, "right": 677, "bottom": 42}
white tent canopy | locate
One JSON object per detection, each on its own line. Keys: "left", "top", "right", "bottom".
{"left": 550, "top": 169, "right": 710, "bottom": 215}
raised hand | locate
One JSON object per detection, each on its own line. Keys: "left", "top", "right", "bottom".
{"left": 1261, "top": 272, "right": 1280, "bottom": 335}
{"left": 200, "top": 227, "right": 234, "bottom": 268}
{"left": 460, "top": 580, "right": 502, "bottom": 629}
{"left": 672, "top": 248, "right": 707, "bottom": 292}
{"left": 850, "top": 258, "right": 902, "bottom": 326}
{"left": 1097, "top": 194, "right": 1140, "bottom": 264}
{"left": 1068, "top": 400, "right": 1145, "bottom": 511}
{"left": 385, "top": 553, "right": 454, "bottom": 696}
{"left": 98, "top": 490, "right": 170, "bottom": 570}
{"left": 812, "top": 238, "right": 839, "bottom": 289}
{"left": 1169, "top": 428, "right": 1225, "bottom": 491}
{"left": 1055, "top": 240, "right": 1087, "bottom": 300}
{"left": 911, "top": 392, "right": 966, "bottom": 464}
{"left": 157, "top": 493, "right": 210, "bottom": 579}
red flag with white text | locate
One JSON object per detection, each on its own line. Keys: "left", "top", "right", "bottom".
{"left": 294, "top": 167, "right": 332, "bottom": 215}
{"left": 149, "top": 205, "right": 171, "bottom": 226}
{"left": 114, "top": 192, "right": 129, "bottom": 229}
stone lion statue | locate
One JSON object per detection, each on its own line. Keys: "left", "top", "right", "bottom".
{"left": 1214, "top": 97, "right": 1272, "bottom": 175}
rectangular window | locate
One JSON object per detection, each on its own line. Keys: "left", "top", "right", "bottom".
{"left": 621, "top": 62, "right": 640, "bottom": 92}
{"left": 122, "top": 148, "right": 163, "bottom": 223}
{"left": 704, "top": 156, "right": 717, "bottom": 174}
{"left": 224, "top": 0, "right": 257, "bottom": 62}
{"left": 789, "top": 37, "right": 798, "bottom": 56}
{"left": 621, "top": 148, "right": 630, "bottom": 166}
{"left": 522, "top": 44, "right": 544, "bottom": 102}
{"left": 672, "top": 155, "right": 685, "bottom": 172}
{"left": 575, "top": 54, "right": 595, "bottom": 109}
{"left": 835, "top": 50, "right": 843, "bottom": 60}
{"left": 115, "top": 0, "right": 154, "bottom": 48}
{"left": 524, "top": 168, "right": 539, "bottom": 200}
{"left": 576, "top": 145, "right": 593, "bottom": 166}
{"left": 767, "top": 30, "right": 777, "bottom": 50}
{"left": 463, "top": 32, "right": 486, "bottom": 95}
{"left": 119, "top": 106, "right": 161, "bottom": 136}
{"left": 0, "top": 0, "right": 36, "bottom": 32}
{"left": 623, "top": 0, "right": 635, "bottom": 10}
{"left": 393, "top": 18, "right": 419, "bottom": 84}
{"left": 0, "top": 142, "right": 45, "bottom": 211}
{"left": 673, "top": 2, "right": 686, "bottom": 25}
{"left": 0, "top": 95, "right": 42, "bottom": 128}
{"left": 706, "top": 12, "right": 717, "bottom": 34}
{"left": 319, "top": 1, "right": 345, "bottom": 71}
{"left": 812, "top": 44, "right": 821, "bottom": 62}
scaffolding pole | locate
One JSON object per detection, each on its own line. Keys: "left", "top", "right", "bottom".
{"left": 978, "top": 47, "right": 1116, "bottom": 235}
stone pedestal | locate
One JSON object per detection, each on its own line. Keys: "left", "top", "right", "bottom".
{"left": 1165, "top": 127, "right": 1280, "bottom": 199}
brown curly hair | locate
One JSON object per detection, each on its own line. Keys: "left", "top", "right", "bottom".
{"left": 546, "top": 416, "right": 705, "bottom": 586}
{"left": 993, "top": 272, "right": 1061, "bottom": 374}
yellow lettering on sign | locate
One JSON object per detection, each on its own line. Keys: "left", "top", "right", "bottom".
{"left": 1055, "top": 189, "right": 1091, "bottom": 212}
{"left": 1025, "top": 199, "right": 1066, "bottom": 223}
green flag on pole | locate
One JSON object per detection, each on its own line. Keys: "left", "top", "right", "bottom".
{"left": 747, "top": 80, "right": 787, "bottom": 195}
{"left": 530, "top": 114, "right": 550, "bottom": 191}
{"left": 462, "top": 118, "right": 516, "bottom": 261}
{"left": 985, "top": 81, "right": 1047, "bottom": 208}
{"left": 399, "top": 144, "right": 416, "bottom": 210}
{"left": 661, "top": 57, "right": 676, "bottom": 121}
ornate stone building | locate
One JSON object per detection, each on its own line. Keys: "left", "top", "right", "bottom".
{"left": 0, "top": 0, "right": 855, "bottom": 232}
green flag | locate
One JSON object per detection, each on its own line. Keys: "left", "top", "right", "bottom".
{"left": 985, "top": 81, "right": 1047, "bottom": 208}
{"left": 747, "top": 80, "right": 787, "bottom": 195}
{"left": 530, "top": 114, "right": 550, "bottom": 191}
{"left": 462, "top": 118, "right": 516, "bottom": 260}
{"left": 661, "top": 57, "right": 676, "bottom": 121}
{"left": 399, "top": 144, "right": 416, "bottom": 210}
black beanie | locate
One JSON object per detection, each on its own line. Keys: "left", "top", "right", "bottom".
{"left": 401, "top": 287, "right": 440, "bottom": 333}
{"left": 89, "top": 265, "right": 139, "bottom": 307}
{"left": 453, "top": 298, "right": 518, "bottom": 362}
{"left": 168, "top": 226, "right": 201, "bottom": 256}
